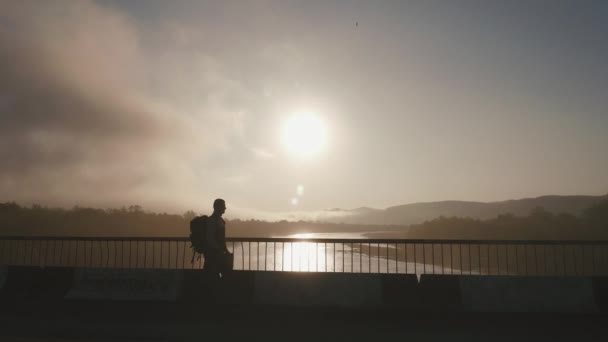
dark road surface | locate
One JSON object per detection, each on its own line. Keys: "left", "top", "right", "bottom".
{"left": 0, "top": 300, "right": 607, "bottom": 342}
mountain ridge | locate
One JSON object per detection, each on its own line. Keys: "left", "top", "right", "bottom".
{"left": 324, "top": 195, "right": 607, "bottom": 226}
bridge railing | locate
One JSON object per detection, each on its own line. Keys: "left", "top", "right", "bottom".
{"left": 1, "top": 236, "right": 608, "bottom": 276}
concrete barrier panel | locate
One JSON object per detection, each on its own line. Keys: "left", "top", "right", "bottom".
{"left": 254, "top": 272, "right": 382, "bottom": 308}
{"left": 180, "top": 270, "right": 255, "bottom": 306}
{"left": 460, "top": 276, "right": 597, "bottom": 313}
{"left": 591, "top": 277, "right": 608, "bottom": 313}
{"left": 418, "top": 275, "right": 463, "bottom": 311}
{"left": 381, "top": 274, "right": 419, "bottom": 308}
{"left": 2, "top": 266, "right": 74, "bottom": 299}
{"left": 66, "top": 268, "right": 183, "bottom": 301}
{"left": 0, "top": 266, "right": 7, "bottom": 291}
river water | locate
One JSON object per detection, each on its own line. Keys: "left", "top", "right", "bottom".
{"left": 226, "top": 232, "right": 478, "bottom": 274}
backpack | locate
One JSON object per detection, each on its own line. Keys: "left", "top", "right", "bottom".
{"left": 189, "top": 215, "right": 208, "bottom": 263}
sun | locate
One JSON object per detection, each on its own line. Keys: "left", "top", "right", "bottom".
{"left": 281, "top": 111, "right": 327, "bottom": 158}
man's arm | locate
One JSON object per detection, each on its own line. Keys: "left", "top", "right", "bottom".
{"left": 218, "top": 221, "right": 229, "bottom": 254}
{"left": 206, "top": 218, "right": 219, "bottom": 250}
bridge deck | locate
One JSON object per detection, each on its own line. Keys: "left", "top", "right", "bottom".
{"left": 1, "top": 299, "right": 606, "bottom": 341}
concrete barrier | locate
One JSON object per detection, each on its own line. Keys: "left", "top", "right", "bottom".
{"left": 179, "top": 270, "right": 255, "bottom": 306}
{"left": 460, "top": 276, "right": 597, "bottom": 313}
{"left": 591, "top": 277, "right": 608, "bottom": 313}
{"left": 418, "top": 275, "right": 463, "bottom": 311}
{"left": 253, "top": 272, "right": 382, "bottom": 308}
{"left": 2, "top": 266, "right": 74, "bottom": 299}
{"left": 380, "top": 274, "right": 419, "bottom": 308}
{"left": 66, "top": 268, "right": 183, "bottom": 301}
{"left": 1, "top": 266, "right": 604, "bottom": 314}
{"left": 0, "top": 266, "right": 7, "bottom": 292}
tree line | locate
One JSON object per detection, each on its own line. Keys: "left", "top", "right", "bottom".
{"left": 1, "top": 197, "right": 607, "bottom": 240}
{"left": 406, "top": 198, "right": 608, "bottom": 240}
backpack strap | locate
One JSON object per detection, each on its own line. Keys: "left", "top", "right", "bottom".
{"left": 190, "top": 248, "right": 201, "bottom": 264}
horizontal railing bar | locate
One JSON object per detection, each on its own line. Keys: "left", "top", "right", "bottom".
{"left": 0, "top": 235, "right": 607, "bottom": 245}
{"left": 0, "top": 236, "right": 187, "bottom": 242}
{"left": 229, "top": 238, "right": 608, "bottom": 245}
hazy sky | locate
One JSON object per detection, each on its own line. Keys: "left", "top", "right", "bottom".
{"left": 1, "top": 0, "right": 607, "bottom": 219}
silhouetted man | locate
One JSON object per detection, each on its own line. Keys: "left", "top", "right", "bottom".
{"left": 204, "top": 198, "right": 231, "bottom": 278}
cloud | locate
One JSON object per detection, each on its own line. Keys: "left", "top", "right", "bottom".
{"left": 225, "top": 206, "right": 356, "bottom": 223}
{"left": 251, "top": 147, "right": 276, "bottom": 160}
{"left": 221, "top": 174, "right": 253, "bottom": 184}
{"left": 0, "top": 0, "right": 255, "bottom": 212}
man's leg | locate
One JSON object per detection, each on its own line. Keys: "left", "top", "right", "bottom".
{"left": 219, "top": 252, "right": 233, "bottom": 276}
{"left": 203, "top": 251, "right": 221, "bottom": 278}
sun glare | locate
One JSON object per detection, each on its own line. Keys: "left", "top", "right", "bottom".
{"left": 281, "top": 112, "right": 327, "bottom": 158}
{"left": 292, "top": 233, "right": 314, "bottom": 239}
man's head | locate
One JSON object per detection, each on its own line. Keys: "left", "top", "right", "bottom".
{"left": 213, "top": 198, "right": 226, "bottom": 216}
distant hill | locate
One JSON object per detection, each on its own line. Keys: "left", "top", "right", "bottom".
{"left": 323, "top": 195, "right": 607, "bottom": 226}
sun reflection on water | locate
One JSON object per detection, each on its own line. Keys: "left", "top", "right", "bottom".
{"left": 282, "top": 240, "right": 322, "bottom": 272}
